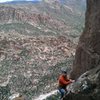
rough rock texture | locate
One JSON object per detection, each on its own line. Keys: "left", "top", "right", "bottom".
{"left": 71, "top": 0, "right": 100, "bottom": 79}
{"left": 0, "top": 1, "right": 85, "bottom": 37}
{"left": 63, "top": 66, "right": 100, "bottom": 100}
{"left": 63, "top": 0, "right": 100, "bottom": 100}
{"left": 0, "top": 6, "right": 57, "bottom": 26}
{"left": 0, "top": 33, "right": 75, "bottom": 99}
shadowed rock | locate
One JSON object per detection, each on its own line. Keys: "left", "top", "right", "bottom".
{"left": 63, "top": 66, "right": 100, "bottom": 100}
{"left": 71, "top": 0, "right": 100, "bottom": 79}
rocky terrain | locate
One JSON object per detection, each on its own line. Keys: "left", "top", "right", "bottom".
{"left": 62, "top": 0, "right": 100, "bottom": 100}
{"left": 63, "top": 65, "right": 100, "bottom": 100}
{"left": 0, "top": 32, "right": 75, "bottom": 99}
{"left": 0, "top": 0, "right": 85, "bottom": 42}
{"left": 0, "top": 0, "right": 86, "bottom": 100}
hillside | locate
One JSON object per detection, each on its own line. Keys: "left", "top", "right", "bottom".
{"left": 0, "top": 0, "right": 85, "bottom": 42}
{"left": 0, "top": 0, "right": 86, "bottom": 99}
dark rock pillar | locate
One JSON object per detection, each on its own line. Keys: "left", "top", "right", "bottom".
{"left": 71, "top": 0, "right": 100, "bottom": 79}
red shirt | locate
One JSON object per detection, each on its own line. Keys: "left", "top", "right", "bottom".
{"left": 58, "top": 75, "right": 72, "bottom": 89}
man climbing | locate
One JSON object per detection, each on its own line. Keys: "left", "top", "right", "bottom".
{"left": 58, "top": 68, "right": 74, "bottom": 99}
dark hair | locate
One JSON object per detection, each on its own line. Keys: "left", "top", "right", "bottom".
{"left": 62, "top": 71, "right": 67, "bottom": 74}
{"left": 61, "top": 67, "right": 67, "bottom": 74}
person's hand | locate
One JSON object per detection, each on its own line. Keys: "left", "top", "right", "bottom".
{"left": 72, "top": 80, "right": 75, "bottom": 82}
{"left": 70, "top": 79, "right": 75, "bottom": 83}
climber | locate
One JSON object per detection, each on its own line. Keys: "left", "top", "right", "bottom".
{"left": 58, "top": 68, "right": 74, "bottom": 99}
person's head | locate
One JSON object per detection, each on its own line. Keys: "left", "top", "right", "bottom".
{"left": 61, "top": 68, "right": 67, "bottom": 76}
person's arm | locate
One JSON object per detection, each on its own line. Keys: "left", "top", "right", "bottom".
{"left": 69, "top": 79, "right": 75, "bottom": 82}
{"left": 60, "top": 77, "right": 72, "bottom": 85}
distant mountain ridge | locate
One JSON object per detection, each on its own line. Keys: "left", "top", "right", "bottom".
{"left": 0, "top": 0, "right": 86, "bottom": 38}
{"left": 0, "top": 0, "right": 42, "bottom": 4}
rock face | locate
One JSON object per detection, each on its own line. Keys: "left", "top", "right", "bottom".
{"left": 0, "top": 6, "right": 52, "bottom": 25}
{"left": 63, "top": 0, "right": 100, "bottom": 100}
{"left": 63, "top": 66, "right": 100, "bottom": 100}
{"left": 71, "top": 0, "right": 100, "bottom": 79}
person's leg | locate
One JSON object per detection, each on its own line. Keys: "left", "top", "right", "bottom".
{"left": 58, "top": 88, "right": 66, "bottom": 99}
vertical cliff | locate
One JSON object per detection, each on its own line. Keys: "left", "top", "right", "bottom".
{"left": 71, "top": 0, "right": 100, "bottom": 79}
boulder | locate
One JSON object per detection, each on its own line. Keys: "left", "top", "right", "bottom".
{"left": 63, "top": 66, "right": 100, "bottom": 100}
